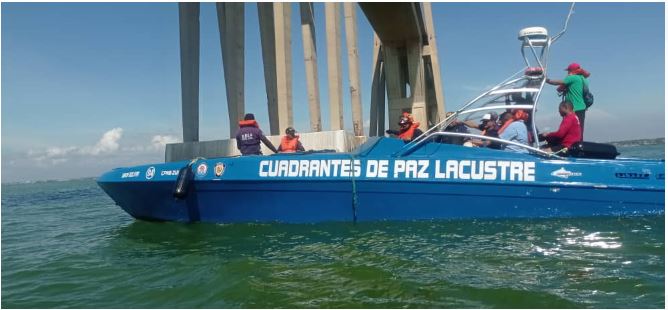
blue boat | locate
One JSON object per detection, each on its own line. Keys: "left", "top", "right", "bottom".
{"left": 97, "top": 10, "right": 664, "bottom": 223}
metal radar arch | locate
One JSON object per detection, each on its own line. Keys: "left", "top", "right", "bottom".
{"left": 398, "top": 3, "right": 577, "bottom": 156}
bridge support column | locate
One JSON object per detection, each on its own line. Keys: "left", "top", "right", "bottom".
{"left": 258, "top": 3, "right": 293, "bottom": 135}
{"left": 299, "top": 3, "right": 322, "bottom": 132}
{"left": 369, "top": 33, "right": 385, "bottom": 136}
{"left": 359, "top": 2, "right": 446, "bottom": 133}
{"left": 422, "top": 2, "right": 446, "bottom": 121}
{"left": 407, "top": 41, "right": 427, "bottom": 130}
{"left": 343, "top": 3, "right": 363, "bottom": 136}
{"left": 178, "top": 2, "right": 200, "bottom": 142}
{"left": 325, "top": 3, "right": 343, "bottom": 131}
{"left": 216, "top": 3, "right": 244, "bottom": 138}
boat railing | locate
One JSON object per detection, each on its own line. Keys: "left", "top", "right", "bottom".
{"left": 395, "top": 131, "right": 562, "bottom": 159}
{"left": 400, "top": 3, "right": 575, "bottom": 156}
{"left": 405, "top": 68, "right": 530, "bottom": 148}
{"left": 453, "top": 104, "right": 535, "bottom": 117}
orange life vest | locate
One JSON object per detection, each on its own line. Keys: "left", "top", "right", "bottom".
{"left": 238, "top": 119, "right": 259, "bottom": 127}
{"left": 498, "top": 110, "right": 528, "bottom": 134}
{"left": 280, "top": 135, "right": 300, "bottom": 152}
{"left": 398, "top": 123, "right": 420, "bottom": 141}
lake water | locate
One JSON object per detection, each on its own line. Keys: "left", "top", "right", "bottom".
{"left": 2, "top": 142, "right": 664, "bottom": 308}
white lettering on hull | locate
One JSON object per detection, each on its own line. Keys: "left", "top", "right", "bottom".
{"left": 259, "top": 159, "right": 536, "bottom": 182}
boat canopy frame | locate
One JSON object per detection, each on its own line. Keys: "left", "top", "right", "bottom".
{"left": 398, "top": 3, "right": 576, "bottom": 156}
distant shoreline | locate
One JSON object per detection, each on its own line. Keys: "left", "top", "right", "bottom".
{"left": 608, "top": 137, "right": 665, "bottom": 146}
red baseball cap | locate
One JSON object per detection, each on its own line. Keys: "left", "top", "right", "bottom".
{"left": 565, "top": 63, "right": 581, "bottom": 72}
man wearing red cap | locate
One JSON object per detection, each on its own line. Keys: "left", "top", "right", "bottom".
{"left": 546, "top": 62, "right": 589, "bottom": 140}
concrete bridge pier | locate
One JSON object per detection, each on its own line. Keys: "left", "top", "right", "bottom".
{"left": 258, "top": 3, "right": 293, "bottom": 135}
{"left": 343, "top": 3, "right": 364, "bottom": 136}
{"left": 216, "top": 3, "right": 245, "bottom": 137}
{"left": 369, "top": 33, "right": 386, "bottom": 137}
{"left": 360, "top": 2, "right": 446, "bottom": 134}
{"left": 422, "top": 2, "right": 447, "bottom": 124}
{"left": 299, "top": 3, "right": 322, "bottom": 132}
{"left": 178, "top": 2, "right": 200, "bottom": 142}
{"left": 325, "top": 3, "right": 343, "bottom": 131}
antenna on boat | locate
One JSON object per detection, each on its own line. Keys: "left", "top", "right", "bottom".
{"left": 551, "top": 3, "right": 576, "bottom": 43}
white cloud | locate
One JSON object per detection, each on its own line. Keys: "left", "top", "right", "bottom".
{"left": 25, "top": 128, "right": 179, "bottom": 167}
{"left": 84, "top": 127, "right": 123, "bottom": 155}
{"left": 31, "top": 128, "right": 124, "bottom": 162}
{"left": 151, "top": 135, "right": 179, "bottom": 150}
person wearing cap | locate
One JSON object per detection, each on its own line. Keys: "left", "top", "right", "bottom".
{"left": 278, "top": 127, "right": 305, "bottom": 153}
{"left": 456, "top": 113, "right": 502, "bottom": 149}
{"left": 235, "top": 113, "right": 278, "bottom": 156}
{"left": 385, "top": 115, "right": 423, "bottom": 143}
{"left": 546, "top": 62, "right": 589, "bottom": 140}
{"left": 460, "top": 112, "right": 498, "bottom": 131}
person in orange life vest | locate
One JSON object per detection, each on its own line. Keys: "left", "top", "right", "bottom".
{"left": 278, "top": 127, "right": 305, "bottom": 153}
{"left": 538, "top": 101, "right": 582, "bottom": 154}
{"left": 235, "top": 113, "right": 278, "bottom": 156}
{"left": 385, "top": 116, "right": 423, "bottom": 143}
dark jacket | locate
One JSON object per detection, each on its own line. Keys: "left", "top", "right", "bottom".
{"left": 235, "top": 120, "right": 277, "bottom": 155}
{"left": 440, "top": 123, "right": 469, "bottom": 145}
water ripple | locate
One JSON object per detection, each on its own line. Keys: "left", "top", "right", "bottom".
{"left": 2, "top": 179, "right": 665, "bottom": 308}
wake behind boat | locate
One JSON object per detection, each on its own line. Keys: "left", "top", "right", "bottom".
{"left": 97, "top": 5, "right": 664, "bottom": 223}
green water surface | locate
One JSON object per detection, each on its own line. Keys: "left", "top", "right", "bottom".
{"left": 2, "top": 143, "right": 665, "bottom": 308}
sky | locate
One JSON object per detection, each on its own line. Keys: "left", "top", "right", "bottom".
{"left": 1, "top": 2, "right": 665, "bottom": 183}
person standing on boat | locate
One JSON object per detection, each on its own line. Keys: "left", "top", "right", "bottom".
{"left": 235, "top": 113, "right": 278, "bottom": 156}
{"left": 386, "top": 116, "right": 423, "bottom": 143}
{"left": 278, "top": 127, "right": 305, "bottom": 153}
{"left": 546, "top": 63, "right": 589, "bottom": 140}
{"left": 538, "top": 101, "right": 582, "bottom": 154}
{"left": 498, "top": 110, "right": 529, "bottom": 153}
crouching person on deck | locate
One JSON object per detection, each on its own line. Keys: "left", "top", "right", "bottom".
{"left": 539, "top": 101, "right": 582, "bottom": 154}
{"left": 278, "top": 127, "right": 305, "bottom": 153}
{"left": 386, "top": 115, "right": 423, "bottom": 143}
{"left": 235, "top": 113, "right": 278, "bottom": 156}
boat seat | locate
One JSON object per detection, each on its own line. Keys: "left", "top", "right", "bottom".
{"left": 568, "top": 142, "right": 619, "bottom": 159}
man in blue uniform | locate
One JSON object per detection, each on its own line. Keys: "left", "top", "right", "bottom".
{"left": 235, "top": 113, "right": 278, "bottom": 156}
